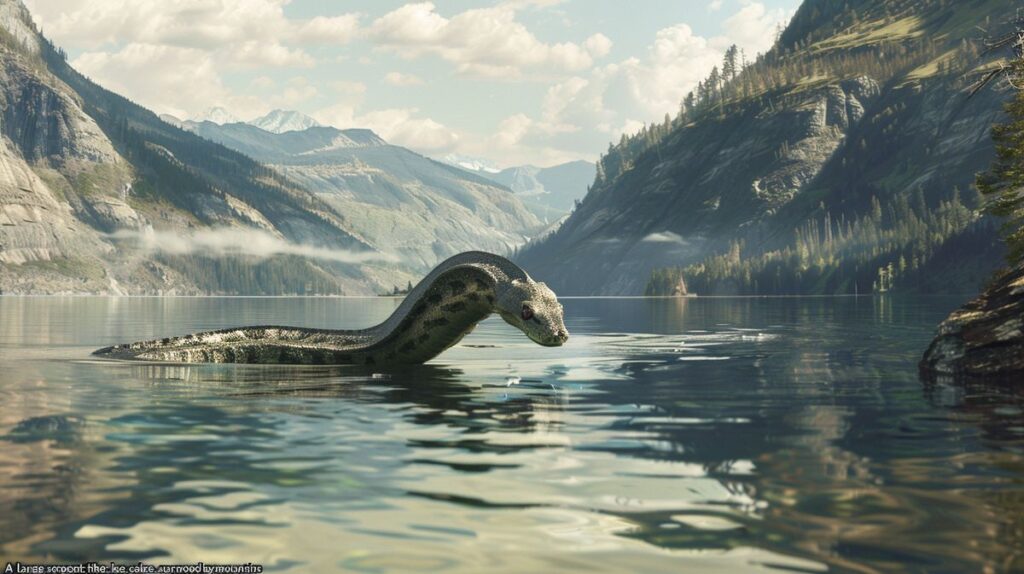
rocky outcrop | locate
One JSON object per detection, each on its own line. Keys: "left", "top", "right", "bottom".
{"left": 516, "top": 0, "right": 1016, "bottom": 296}
{"left": 920, "top": 263, "right": 1024, "bottom": 382}
{"left": 0, "top": 57, "right": 121, "bottom": 166}
{"left": 517, "top": 77, "right": 883, "bottom": 295}
{"left": 0, "top": 0, "right": 373, "bottom": 294}
{"left": 0, "top": 0, "right": 434, "bottom": 295}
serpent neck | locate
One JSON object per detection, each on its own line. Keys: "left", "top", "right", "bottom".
{"left": 367, "top": 252, "right": 525, "bottom": 337}
{"left": 367, "top": 264, "right": 499, "bottom": 364}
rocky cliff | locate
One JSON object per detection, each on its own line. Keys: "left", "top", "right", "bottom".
{"left": 0, "top": 0, "right": 537, "bottom": 294}
{"left": 518, "top": 0, "right": 1010, "bottom": 296}
{"left": 920, "top": 263, "right": 1024, "bottom": 382}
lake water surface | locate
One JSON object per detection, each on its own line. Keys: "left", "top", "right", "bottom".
{"left": 1, "top": 296, "right": 1022, "bottom": 573}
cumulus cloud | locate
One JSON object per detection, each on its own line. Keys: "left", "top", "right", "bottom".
{"left": 295, "top": 14, "right": 361, "bottom": 45}
{"left": 23, "top": 0, "right": 792, "bottom": 168}
{"left": 331, "top": 81, "right": 368, "bottom": 97}
{"left": 384, "top": 72, "right": 425, "bottom": 87}
{"left": 503, "top": 1, "right": 792, "bottom": 152}
{"left": 73, "top": 44, "right": 230, "bottom": 118}
{"left": 368, "top": 2, "right": 611, "bottom": 78}
{"left": 268, "top": 77, "right": 319, "bottom": 108}
{"left": 110, "top": 227, "right": 395, "bottom": 263}
{"left": 24, "top": 0, "right": 359, "bottom": 50}
{"left": 24, "top": 0, "right": 357, "bottom": 117}
{"left": 500, "top": 0, "right": 568, "bottom": 8}
{"left": 722, "top": 1, "right": 788, "bottom": 53}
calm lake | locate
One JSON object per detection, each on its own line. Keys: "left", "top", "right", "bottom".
{"left": 1, "top": 296, "right": 1022, "bottom": 573}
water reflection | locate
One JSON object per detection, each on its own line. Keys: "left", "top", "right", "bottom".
{"left": 1, "top": 296, "right": 1022, "bottom": 572}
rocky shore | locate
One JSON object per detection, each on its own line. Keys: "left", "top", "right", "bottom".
{"left": 920, "top": 263, "right": 1024, "bottom": 382}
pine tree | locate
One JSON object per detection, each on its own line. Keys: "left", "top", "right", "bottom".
{"left": 723, "top": 45, "right": 739, "bottom": 81}
{"left": 977, "top": 55, "right": 1024, "bottom": 263}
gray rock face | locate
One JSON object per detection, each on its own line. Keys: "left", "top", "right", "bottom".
{"left": 0, "top": 41, "right": 125, "bottom": 291}
{"left": 0, "top": 0, "right": 390, "bottom": 294}
{"left": 0, "top": 57, "right": 121, "bottom": 166}
{"left": 0, "top": 0, "right": 37, "bottom": 54}
{"left": 518, "top": 77, "right": 882, "bottom": 295}
{"left": 920, "top": 263, "right": 1024, "bottom": 382}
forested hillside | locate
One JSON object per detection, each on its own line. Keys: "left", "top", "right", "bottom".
{"left": 518, "top": 0, "right": 1012, "bottom": 296}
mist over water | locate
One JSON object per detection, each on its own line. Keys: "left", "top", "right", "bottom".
{"left": 1, "top": 296, "right": 1022, "bottom": 572}
{"left": 109, "top": 227, "right": 397, "bottom": 263}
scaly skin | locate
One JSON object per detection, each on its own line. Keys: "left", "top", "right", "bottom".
{"left": 93, "top": 251, "right": 569, "bottom": 365}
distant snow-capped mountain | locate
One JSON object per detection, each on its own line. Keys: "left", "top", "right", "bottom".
{"left": 439, "top": 154, "right": 501, "bottom": 174}
{"left": 193, "top": 106, "right": 240, "bottom": 125}
{"left": 249, "top": 109, "right": 321, "bottom": 134}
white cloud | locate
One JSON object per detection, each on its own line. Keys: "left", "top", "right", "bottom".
{"left": 24, "top": 0, "right": 360, "bottom": 50}
{"left": 269, "top": 77, "right": 319, "bottom": 108}
{"left": 542, "top": 77, "right": 589, "bottom": 123}
{"left": 456, "top": 1, "right": 790, "bottom": 166}
{"left": 23, "top": 0, "right": 792, "bottom": 169}
{"left": 368, "top": 2, "right": 611, "bottom": 78}
{"left": 583, "top": 34, "right": 613, "bottom": 58}
{"left": 72, "top": 44, "right": 230, "bottom": 118}
{"left": 515, "top": 1, "right": 792, "bottom": 142}
{"left": 722, "top": 1, "right": 789, "bottom": 55}
{"left": 384, "top": 72, "right": 425, "bottom": 87}
{"left": 377, "top": 112, "right": 460, "bottom": 152}
{"left": 500, "top": 0, "right": 568, "bottom": 8}
{"left": 228, "top": 41, "right": 314, "bottom": 68}
{"left": 331, "top": 81, "right": 368, "bottom": 98}
{"left": 22, "top": 0, "right": 357, "bottom": 116}
{"left": 295, "top": 14, "right": 361, "bottom": 45}
{"left": 250, "top": 75, "right": 276, "bottom": 90}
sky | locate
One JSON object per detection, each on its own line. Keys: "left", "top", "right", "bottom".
{"left": 23, "top": 0, "right": 799, "bottom": 168}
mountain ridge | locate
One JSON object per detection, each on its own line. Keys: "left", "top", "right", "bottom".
{"left": 181, "top": 120, "right": 542, "bottom": 272}
{"left": 517, "top": 0, "right": 1010, "bottom": 296}
{"left": 0, "top": 0, "right": 410, "bottom": 294}
{"left": 248, "top": 109, "right": 322, "bottom": 134}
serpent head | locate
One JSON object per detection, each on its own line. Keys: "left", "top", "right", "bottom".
{"left": 496, "top": 279, "right": 569, "bottom": 347}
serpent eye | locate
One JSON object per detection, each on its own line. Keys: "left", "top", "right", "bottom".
{"left": 521, "top": 305, "right": 534, "bottom": 321}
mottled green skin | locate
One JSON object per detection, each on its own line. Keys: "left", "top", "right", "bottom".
{"left": 93, "top": 252, "right": 568, "bottom": 365}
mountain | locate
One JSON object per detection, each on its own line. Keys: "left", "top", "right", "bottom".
{"left": 248, "top": 109, "right": 321, "bottom": 134}
{"left": 185, "top": 122, "right": 387, "bottom": 158}
{"left": 0, "top": 0, "right": 409, "bottom": 295}
{"left": 486, "top": 161, "right": 595, "bottom": 221}
{"left": 439, "top": 154, "right": 501, "bottom": 174}
{"left": 443, "top": 159, "right": 595, "bottom": 222}
{"left": 182, "top": 121, "right": 541, "bottom": 271}
{"left": 194, "top": 106, "right": 240, "bottom": 125}
{"left": 517, "top": 0, "right": 1011, "bottom": 296}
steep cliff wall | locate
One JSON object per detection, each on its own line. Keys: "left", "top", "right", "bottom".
{"left": 518, "top": 0, "right": 1010, "bottom": 296}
